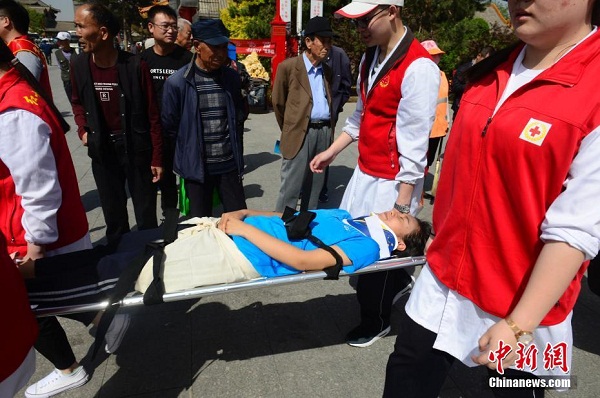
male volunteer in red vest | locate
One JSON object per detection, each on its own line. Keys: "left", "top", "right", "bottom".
{"left": 0, "top": 0, "right": 52, "bottom": 97}
{"left": 310, "top": 0, "right": 439, "bottom": 347}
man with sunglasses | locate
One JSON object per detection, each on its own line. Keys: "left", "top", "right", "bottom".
{"left": 162, "top": 19, "right": 247, "bottom": 217}
{"left": 310, "top": 0, "right": 439, "bottom": 347}
{"left": 141, "top": 5, "right": 192, "bottom": 216}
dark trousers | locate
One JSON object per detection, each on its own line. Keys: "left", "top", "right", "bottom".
{"left": 427, "top": 137, "right": 443, "bottom": 167}
{"left": 158, "top": 135, "right": 178, "bottom": 212}
{"left": 384, "top": 307, "right": 544, "bottom": 398}
{"left": 91, "top": 138, "right": 158, "bottom": 243}
{"left": 35, "top": 312, "right": 96, "bottom": 370}
{"left": 29, "top": 247, "right": 112, "bottom": 370}
{"left": 356, "top": 268, "right": 412, "bottom": 331}
{"left": 185, "top": 169, "right": 247, "bottom": 217}
{"left": 588, "top": 255, "right": 600, "bottom": 296}
{"left": 63, "top": 80, "right": 72, "bottom": 104}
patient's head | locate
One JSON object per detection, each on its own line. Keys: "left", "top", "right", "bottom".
{"left": 377, "top": 211, "right": 431, "bottom": 256}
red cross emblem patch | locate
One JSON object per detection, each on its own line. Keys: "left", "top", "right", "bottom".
{"left": 519, "top": 118, "right": 552, "bottom": 146}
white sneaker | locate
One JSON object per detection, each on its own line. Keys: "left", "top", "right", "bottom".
{"left": 105, "top": 313, "right": 131, "bottom": 354}
{"left": 24, "top": 366, "right": 88, "bottom": 398}
{"left": 392, "top": 275, "right": 416, "bottom": 305}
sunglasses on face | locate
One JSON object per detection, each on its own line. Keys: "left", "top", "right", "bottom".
{"left": 353, "top": 7, "right": 389, "bottom": 29}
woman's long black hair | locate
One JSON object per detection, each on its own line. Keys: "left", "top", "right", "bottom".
{"left": 0, "top": 39, "right": 70, "bottom": 132}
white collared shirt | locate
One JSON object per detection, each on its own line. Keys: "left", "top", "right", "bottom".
{"left": 302, "top": 52, "right": 330, "bottom": 121}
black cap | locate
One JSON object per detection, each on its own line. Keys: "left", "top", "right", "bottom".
{"left": 192, "top": 19, "right": 230, "bottom": 45}
{"left": 304, "top": 16, "right": 334, "bottom": 37}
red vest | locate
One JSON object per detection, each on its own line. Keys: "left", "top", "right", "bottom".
{"left": 0, "top": 68, "right": 88, "bottom": 255}
{"left": 428, "top": 32, "right": 600, "bottom": 325}
{"left": 0, "top": 234, "right": 38, "bottom": 382}
{"left": 8, "top": 35, "right": 53, "bottom": 98}
{"left": 357, "top": 39, "right": 431, "bottom": 179}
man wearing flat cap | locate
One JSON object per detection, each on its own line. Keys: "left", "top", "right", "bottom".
{"left": 54, "top": 31, "right": 76, "bottom": 103}
{"left": 273, "top": 16, "right": 335, "bottom": 212}
{"left": 310, "top": 0, "right": 440, "bottom": 348}
{"left": 162, "top": 18, "right": 247, "bottom": 217}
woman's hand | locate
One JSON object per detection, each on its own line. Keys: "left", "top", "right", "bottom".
{"left": 25, "top": 242, "right": 46, "bottom": 261}
{"left": 220, "top": 209, "right": 249, "bottom": 224}
{"left": 218, "top": 215, "right": 251, "bottom": 237}
{"left": 472, "top": 320, "right": 518, "bottom": 372}
{"left": 310, "top": 148, "right": 336, "bottom": 173}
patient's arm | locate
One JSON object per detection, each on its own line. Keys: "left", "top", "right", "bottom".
{"left": 220, "top": 209, "right": 282, "bottom": 223}
{"left": 219, "top": 217, "right": 351, "bottom": 271}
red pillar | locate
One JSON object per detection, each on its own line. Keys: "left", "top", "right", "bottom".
{"left": 270, "top": 2, "right": 288, "bottom": 86}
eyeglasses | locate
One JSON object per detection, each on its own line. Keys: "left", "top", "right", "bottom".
{"left": 353, "top": 7, "right": 388, "bottom": 29}
{"left": 152, "top": 23, "right": 179, "bottom": 32}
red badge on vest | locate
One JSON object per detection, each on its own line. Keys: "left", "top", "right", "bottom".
{"left": 519, "top": 118, "right": 551, "bottom": 146}
{"left": 379, "top": 76, "right": 390, "bottom": 88}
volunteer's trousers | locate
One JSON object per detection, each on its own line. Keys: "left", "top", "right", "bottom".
{"left": 356, "top": 268, "right": 413, "bottom": 332}
{"left": 383, "top": 305, "right": 545, "bottom": 398}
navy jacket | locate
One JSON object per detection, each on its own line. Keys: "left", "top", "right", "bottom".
{"left": 162, "top": 55, "right": 246, "bottom": 183}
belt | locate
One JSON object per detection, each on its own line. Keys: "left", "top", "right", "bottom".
{"left": 308, "top": 120, "right": 330, "bottom": 129}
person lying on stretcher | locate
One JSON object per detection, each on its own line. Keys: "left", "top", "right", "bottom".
{"left": 17, "top": 208, "right": 431, "bottom": 299}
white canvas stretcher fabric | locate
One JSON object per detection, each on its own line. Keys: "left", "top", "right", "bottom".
{"left": 135, "top": 217, "right": 261, "bottom": 294}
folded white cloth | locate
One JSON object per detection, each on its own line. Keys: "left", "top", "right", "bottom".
{"left": 135, "top": 217, "right": 261, "bottom": 293}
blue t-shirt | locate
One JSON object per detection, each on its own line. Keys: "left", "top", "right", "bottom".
{"left": 232, "top": 209, "right": 380, "bottom": 277}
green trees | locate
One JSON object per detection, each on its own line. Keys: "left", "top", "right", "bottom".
{"left": 221, "top": 0, "right": 275, "bottom": 39}
{"left": 221, "top": 0, "right": 516, "bottom": 77}
{"left": 26, "top": 7, "right": 45, "bottom": 34}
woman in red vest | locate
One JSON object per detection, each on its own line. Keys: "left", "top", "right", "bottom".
{"left": 384, "top": 0, "right": 600, "bottom": 397}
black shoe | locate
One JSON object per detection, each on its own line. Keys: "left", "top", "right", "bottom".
{"left": 345, "top": 323, "right": 391, "bottom": 347}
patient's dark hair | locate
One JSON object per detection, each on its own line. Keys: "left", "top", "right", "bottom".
{"left": 392, "top": 218, "right": 431, "bottom": 258}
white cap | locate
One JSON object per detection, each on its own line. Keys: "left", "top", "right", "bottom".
{"left": 56, "top": 31, "right": 71, "bottom": 41}
{"left": 336, "top": 0, "right": 404, "bottom": 19}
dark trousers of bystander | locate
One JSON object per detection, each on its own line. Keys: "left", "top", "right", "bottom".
{"left": 91, "top": 138, "right": 158, "bottom": 243}
{"left": 158, "top": 135, "right": 178, "bottom": 213}
{"left": 185, "top": 169, "right": 247, "bottom": 217}
{"left": 383, "top": 305, "right": 545, "bottom": 398}
{"left": 62, "top": 80, "right": 72, "bottom": 104}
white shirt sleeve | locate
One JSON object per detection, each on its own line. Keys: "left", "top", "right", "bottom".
{"left": 0, "top": 109, "right": 61, "bottom": 244}
{"left": 541, "top": 127, "right": 600, "bottom": 259}
{"left": 396, "top": 57, "right": 440, "bottom": 182}
{"left": 15, "top": 52, "right": 43, "bottom": 81}
{"left": 341, "top": 54, "right": 365, "bottom": 141}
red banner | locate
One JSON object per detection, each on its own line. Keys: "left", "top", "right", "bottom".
{"left": 230, "top": 39, "right": 276, "bottom": 57}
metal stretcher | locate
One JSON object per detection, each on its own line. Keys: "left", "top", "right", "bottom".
{"left": 33, "top": 255, "right": 426, "bottom": 318}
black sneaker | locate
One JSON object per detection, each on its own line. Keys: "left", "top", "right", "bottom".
{"left": 345, "top": 324, "right": 391, "bottom": 348}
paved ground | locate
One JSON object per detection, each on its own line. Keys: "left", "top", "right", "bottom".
{"left": 18, "top": 63, "right": 600, "bottom": 398}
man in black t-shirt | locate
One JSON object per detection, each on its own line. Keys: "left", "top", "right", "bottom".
{"left": 141, "top": 5, "right": 193, "bottom": 214}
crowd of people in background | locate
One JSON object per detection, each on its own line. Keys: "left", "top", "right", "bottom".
{"left": 2, "top": 0, "right": 600, "bottom": 397}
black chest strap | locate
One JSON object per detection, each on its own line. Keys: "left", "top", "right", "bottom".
{"left": 281, "top": 207, "right": 344, "bottom": 280}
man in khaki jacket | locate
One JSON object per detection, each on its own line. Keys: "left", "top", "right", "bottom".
{"left": 272, "top": 16, "right": 334, "bottom": 212}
